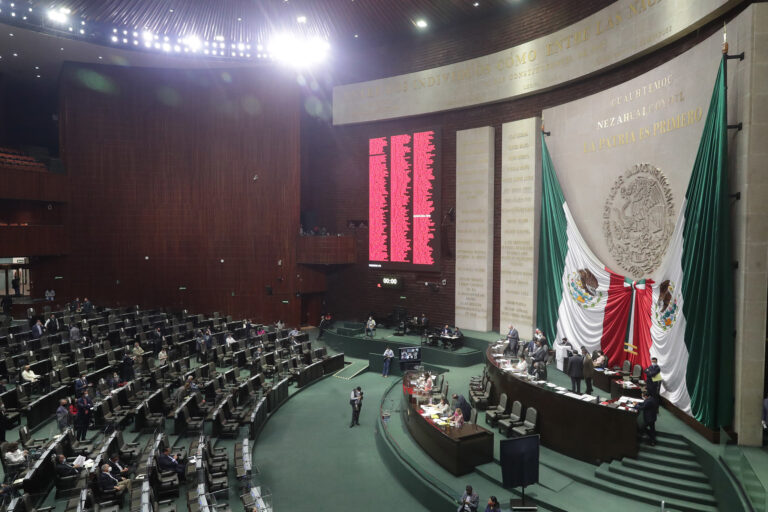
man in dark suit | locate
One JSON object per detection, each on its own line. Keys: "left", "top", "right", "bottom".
{"left": 109, "top": 454, "right": 132, "bottom": 480}
{"left": 637, "top": 390, "right": 659, "bottom": 445}
{"left": 98, "top": 463, "right": 129, "bottom": 494}
{"left": 506, "top": 324, "right": 520, "bottom": 357}
{"left": 581, "top": 347, "right": 594, "bottom": 394}
{"left": 152, "top": 328, "right": 164, "bottom": 356}
{"left": 55, "top": 454, "right": 82, "bottom": 477}
{"left": 644, "top": 357, "right": 662, "bottom": 399}
{"left": 75, "top": 390, "right": 93, "bottom": 441}
{"left": 74, "top": 374, "right": 88, "bottom": 397}
{"left": 567, "top": 351, "right": 584, "bottom": 393}
{"left": 31, "top": 320, "right": 44, "bottom": 339}
{"left": 157, "top": 447, "right": 185, "bottom": 480}
{"left": 45, "top": 314, "right": 60, "bottom": 333}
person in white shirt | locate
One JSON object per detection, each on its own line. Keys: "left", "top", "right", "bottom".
{"left": 288, "top": 328, "right": 300, "bottom": 338}
{"left": 382, "top": 347, "right": 395, "bottom": 377}
{"left": 157, "top": 348, "right": 168, "bottom": 364}
{"left": 225, "top": 334, "right": 236, "bottom": 346}
{"left": 21, "top": 365, "right": 40, "bottom": 383}
{"left": 4, "top": 443, "right": 27, "bottom": 465}
{"left": 365, "top": 316, "right": 376, "bottom": 338}
{"left": 435, "top": 397, "right": 451, "bottom": 416}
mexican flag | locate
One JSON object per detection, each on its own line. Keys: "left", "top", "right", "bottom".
{"left": 535, "top": 134, "right": 652, "bottom": 373}
{"left": 535, "top": 60, "right": 734, "bottom": 428}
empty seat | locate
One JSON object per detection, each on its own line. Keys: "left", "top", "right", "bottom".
{"left": 485, "top": 393, "right": 509, "bottom": 427}
{"left": 512, "top": 407, "right": 538, "bottom": 437}
{"left": 498, "top": 401, "right": 524, "bottom": 437}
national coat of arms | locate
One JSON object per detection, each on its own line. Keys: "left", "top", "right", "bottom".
{"left": 603, "top": 163, "right": 675, "bottom": 278}
{"left": 567, "top": 268, "right": 603, "bottom": 309}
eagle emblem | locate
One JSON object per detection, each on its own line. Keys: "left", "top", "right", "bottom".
{"left": 567, "top": 268, "right": 603, "bottom": 309}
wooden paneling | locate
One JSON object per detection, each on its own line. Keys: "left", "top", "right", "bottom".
{"left": 0, "top": 225, "right": 68, "bottom": 257}
{"left": 296, "top": 235, "right": 356, "bottom": 265}
{"left": 0, "top": 168, "right": 68, "bottom": 202}
{"left": 59, "top": 63, "right": 302, "bottom": 322}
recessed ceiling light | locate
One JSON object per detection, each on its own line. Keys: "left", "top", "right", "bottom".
{"left": 9, "top": 33, "right": 13, "bottom": 37}
{"left": 473, "top": 2, "right": 479, "bottom": 6}
{"left": 297, "top": 15, "right": 306, "bottom": 23}
{"left": 12, "top": 53, "right": 17, "bottom": 57}
{"left": 415, "top": 19, "right": 428, "bottom": 29}
{"left": 36, "top": 74, "right": 40, "bottom": 78}
{"left": 354, "top": 34, "right": 358, "bottom": 38}
{"left": 60, "top": 47, "right": 64, "bottom": 51}
{"left": 169, "top": 9, "right": 174, "bottom": 13}
{"left": 34, "top": 66, "right": 38, "bottom": 69}
{"left": 98, "top": 56, "right": 103, "bottom": 59}
{"left": 237, "top": 17, "right": 242, "bottom": 22}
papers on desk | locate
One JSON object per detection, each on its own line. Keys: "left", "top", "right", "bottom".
{"left": 564, "top": 392, "right": 582, "bottom": 399}
{"left": 73, "top": 455, "right": 86, "bottom": 467}
{"left": 617, "top": 396, "right": 643, "bottom": 405}
{"left": 546, "top": 383, "right": 557, "bottom": 388}
{"left": 580, "top": 395, "right": 598, "bottom": 403}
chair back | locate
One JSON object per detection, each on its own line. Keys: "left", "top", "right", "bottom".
{"left": 497, "top": 393, "right": 508, "bottom": 412}
{"left": 510, "top": 401, "right": 522, "bottom": 421}
{"left": 524, "top": 407, "right": 537, "bottom": 428}
{"left": 469, "top": 408, "right": 477, "bottom": 424}
{"left": 632, "top": 364, "right": 642, "bottom": 379}
{"left": 622, "top": 360, "right": 631, "bottom": 373}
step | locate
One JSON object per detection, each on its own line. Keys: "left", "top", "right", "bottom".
{"left": 593, "top": 468, "right": 718, "bottom": 512}
{"left": 654, "top": 434, "right": 691, "bottom": 450}
{"left": 595, "top": 466, "right": 716, "bottom": 507}
{"left": 621, "top": 458, "right": 710, "bottom": 484}
{"left": 606, "top": 461, "right": 714, "bottom": 495}
{"left": 636, "top": 451, "right": 702, "bottom": 471}
{"left": 640, "top": 444, "right": 698, "bottom": 461}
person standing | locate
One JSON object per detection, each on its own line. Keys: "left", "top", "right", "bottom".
{"left": 506, "top": 324, "right": 519, "bottom": 357}
{"left": 349, "top": 387, "right": 362, "bottom": 427}
{"left": 485, "top": 496, "right": 501, "bottom": 512}
{"left": 644, "top": 357, "right": 662, "bottom": 399}
{"left": 637, "top": 390, "right": 659, "bottom": 446}
{"left": 45, "top": 314, "right": 60, "bottom": 333}
{"left": 382, "top": 347, "right": 394, "bottom": 377}
{"left": 457, "top": 485, "right": 479, "bottom": 512}
{"left": 132, "top": 342, "right": 145, "bottom": 365}
{"left": 365, "top": 316, "right": 376, "bottom": 338}
{"left": 76, "top": 390, "right": 93, "bottom": 441}
{"left": 581, "top": 347, "right": 594, "bottom": 394}
{"left": 56, "top": 398, "right": 70, "bottom": 432}
{"left": 11, "top": 272, "right": 20, "bottom": 296}
{"left": 69, "top": 324, "right": 81, "bottom": 343}
{"left": 74, "top": 374, "right": 88, "bottom": 397}
{"left": 31, "top": 319, "right": 45, "bottom": 339}
{"left": 451, "top": 393, "right": 472, "bottom": 421}
{"left": 567, "top": 350, "right": 584, "bottom": 393}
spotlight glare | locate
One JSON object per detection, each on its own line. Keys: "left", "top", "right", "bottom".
{"left": 268, "top": 34, "right": 330, "bottom": 68}
{"left": 415, "top": 19, "right": 428, "bottom": 28}
{"left": 142, "top": 31, "right": 153, "bottom": 41}
{"left": 111, "top": 35, "right": 118, "bottom": 42}
{"left": 296, "top": 15, "right": 306, "bottom": 23}
{"left": 183, "top": 35, "right": 201, "bottom": 50}
{"left": 46, "top": 8, "right": 68, "bottom": 24}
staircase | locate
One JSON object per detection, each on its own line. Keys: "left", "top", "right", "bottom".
{"left": 594, "top": 432, "right": 718, "bottom": 512}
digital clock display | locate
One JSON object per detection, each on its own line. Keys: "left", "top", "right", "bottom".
{"left": 379, "top": 276, "right": 403, "bottom": 289}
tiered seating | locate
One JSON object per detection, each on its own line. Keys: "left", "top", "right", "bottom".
{"left": 0, "top": 303, "right": 345, "bottom": 512}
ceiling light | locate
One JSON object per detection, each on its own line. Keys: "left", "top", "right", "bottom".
{"left": 473, "top": 2, "right": 479, "bottom": 6}
{"left": 237, "top": 17, "right": 242, "bottom": 22}
{"left": 36, "top": 74, "right": 40, "bottom": 78}
{"left": 142, "top": 31, "right": 153, "bottom": 41}
{"left": 47, "top": 8, "right": 68, "bottom": 24}
{"left": 297, "top": 15, "right": 307, "bottom": 23}
{"left": 354, "top": 34, "right": 358, "bottom": 38}
{"left": 269, "top": 34, "right": 330, "bottom": 68}
{"left": 111, "top": 36, "right": 118, "bottom": 42}
{"left": 183, "top": 35, "right": 201, "bottom": 50}
{"left": 415, "top": 19, "right": 428, "bottom": 29}
{"left": 12, "top": 52, "right": 17, "bottom": 57}
{"left": 98, "top": 56, "right": 102, "bottom": 59}
{"left": 214, "top": 35, "right": 224, "bottom": 42}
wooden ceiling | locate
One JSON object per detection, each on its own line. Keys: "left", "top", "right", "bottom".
{"left": 58, "top": 0, "right": 518, "bottom": 44}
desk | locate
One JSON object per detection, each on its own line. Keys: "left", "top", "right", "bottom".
{"left": 401, "top": 371, "right": 493, "bottom": 476}
{"left": 486, "top": 349, "right": 638, "bottom": 464}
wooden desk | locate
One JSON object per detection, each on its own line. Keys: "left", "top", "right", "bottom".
{"left": 401, "top": 372, "right": 493, "bottom": 476}
{"left": 486, "top": 349, "right": 639, "bottom": 464}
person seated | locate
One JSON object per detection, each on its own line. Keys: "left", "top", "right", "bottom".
{"left": 69, "top": 324, "right": 82, "bottom": 343}
{"left": 288, "top": 327, "right": 300, "bottom": 338}
{"left": 485, "top": 496, "right": 501, "bottom": 512}
{"left": 108, "top": 453, "right": 132, "bottom": 479}
{"left": 98, "top": 463, "right": 129, "bottom": 495}
{"left": 21, "top": 365, "right": 41, "bottom": 390}
{"left": 435, "top": 397, "right": 451, "bottom": 416}
{"left": 4, "top": 443, "right": 27, "bottom": 465}
{"left": 452, "top": 408, "right": 465, "bottom": 428}
{"left": 457, "top": 485, "right": 479, "bottom": 512}
{"left": 442, "top": 324, "right": 453, "bottom": 336}
{"left": 156, "top": 447, "right": 185, "bottom": 480}
{"left": 55, "top": 454, "right": 82, "bottom": 477}
{"left": 225, "top": 334, "right": 236, "bottom": 347}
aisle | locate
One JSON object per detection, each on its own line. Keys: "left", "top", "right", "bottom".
{"left": 253, "top": 367, "right": 424, "bottom": 511}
